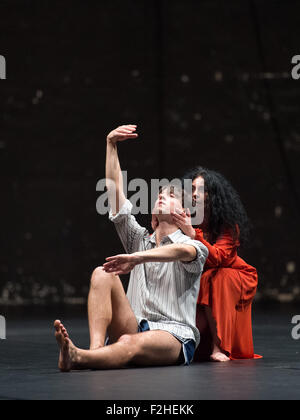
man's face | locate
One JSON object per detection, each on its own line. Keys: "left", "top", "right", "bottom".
{"left": 152, "top": 187, "right": 184, "bottom": 220}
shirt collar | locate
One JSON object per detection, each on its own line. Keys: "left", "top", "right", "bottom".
{"left": 167, "top": 229, "right": 184, "bottom": 243}
{"left": 149, "top": 232, "right": 157, "bottom": 244}
{"left": 149, "top": 229, "right": 183, "bottom": 245}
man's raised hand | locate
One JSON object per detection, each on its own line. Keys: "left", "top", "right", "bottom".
{"left": 107, "top": 125, "right": 138, "bottom": 145}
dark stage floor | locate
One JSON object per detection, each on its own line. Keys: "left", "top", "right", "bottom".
{"left": 0, "top": 303, "right": 299, "bottom": 400}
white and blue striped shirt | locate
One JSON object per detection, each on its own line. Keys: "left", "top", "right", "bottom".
{"left": 109, "top": 199, "right": 208, "bottom": 347}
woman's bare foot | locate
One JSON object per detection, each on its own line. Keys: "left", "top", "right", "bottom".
{"left": 210, "top": 345, "right": 230, "bottom": 362}
{"left": 54, "top": 320, "right": 80, "bottom": 372}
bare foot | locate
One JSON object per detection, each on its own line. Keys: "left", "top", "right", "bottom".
{"left": 210, "top": 345, "right": 230, "bottom": 362}
{"left": 54, "top": 320, "right": 79, "bottom": 372}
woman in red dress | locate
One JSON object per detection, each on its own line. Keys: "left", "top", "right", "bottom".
{"left": 171, "top": 167, "right": 261, "bottom": 362}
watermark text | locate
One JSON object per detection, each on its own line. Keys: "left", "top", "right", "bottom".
{"left": 292, "top": 55, "right": 300, "bottom": 80}
{"left": 0, "top": 55, "right": 6, "bottom": 79}
{"left": 96, "top": 172, "right": 204, "bottom": 225}
{"left": 291, "top": 315, "right": 300, "bottom": 340}
{"left": 0, "top": 316, "right": 6, "bottom": 340}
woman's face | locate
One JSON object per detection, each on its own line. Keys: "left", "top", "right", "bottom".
{"left": 192, "top": 176, "right": 206, "bottom": 207}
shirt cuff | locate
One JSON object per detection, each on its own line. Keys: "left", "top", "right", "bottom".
{"left": 181, "top": 240, "right": 208, "bottom": 269}
{"left": 109, "top": 199, "right": 133, "bottom": 223}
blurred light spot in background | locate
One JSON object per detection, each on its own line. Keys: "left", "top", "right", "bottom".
{"left": 181, "top": 74, "right": 190, "bottom": 83}
{"left": 286, "top": 261, "right": 296, "bottom": 274}
{"left": 131, "top": 69, "right": 140, "bottom": 78}
{"left": 225, "top": 135, "right": 234, "bottom": 144}
{"left": 215, "top": 71, "right": 223, "bottom": 82}
{"left": 274, "top": 206, "right": 283, "bottom": 218}
{"left": 194, "top": 113, "right": 202, "bottom": 121}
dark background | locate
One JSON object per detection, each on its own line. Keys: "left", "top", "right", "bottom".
{"left": 0, "top": 0, "right": 299, "bottom": 307}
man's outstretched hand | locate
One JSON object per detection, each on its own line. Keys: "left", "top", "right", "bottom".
{"left": 107, "top": 125, "right": 138, "bottom": 145}
{"left": 103, "top": 254, "right": 141, "bottom": 276}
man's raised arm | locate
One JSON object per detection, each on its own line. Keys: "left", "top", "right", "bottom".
{"left": 106, "top": 125, "right": 138, "bottom": 215}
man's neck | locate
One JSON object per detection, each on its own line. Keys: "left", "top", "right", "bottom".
{"left": 155, "top": 222, "right": 179, "bottom": 247}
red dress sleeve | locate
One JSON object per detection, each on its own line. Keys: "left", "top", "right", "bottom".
{"left": 194, "top": 228, "right": 239, "bottom": 268}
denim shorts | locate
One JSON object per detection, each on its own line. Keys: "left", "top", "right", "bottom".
{"left": 138, "top": 319, "right": 196, "bottom": 366}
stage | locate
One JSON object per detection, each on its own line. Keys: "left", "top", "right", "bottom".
{"left": 0, "top": 303, "right": 299, "bottom": 400}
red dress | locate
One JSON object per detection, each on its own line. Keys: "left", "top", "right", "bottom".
{"left": 193, "top": 228, "right": 262, "bottom": 361}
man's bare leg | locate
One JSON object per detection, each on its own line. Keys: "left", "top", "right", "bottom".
{"left": 54, "top": 321, "right": 182, "bottom": 371}
{"left": 204, "top": 306, "right": 230, "bottom": 362}
{"left": 88, "top": 267, "right": 138, "bottom": 350}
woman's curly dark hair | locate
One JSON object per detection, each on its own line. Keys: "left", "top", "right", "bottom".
{"left": 182, "top": 166, "right": 251, "bottom": 246}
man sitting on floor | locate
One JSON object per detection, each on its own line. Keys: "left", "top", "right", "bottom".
{"left": 54, "top": 124, "right": 208, "bottom": 371}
